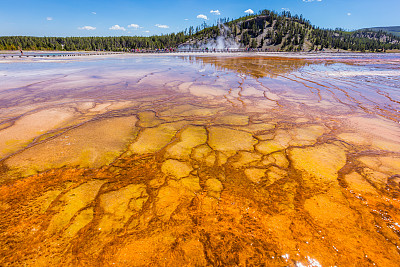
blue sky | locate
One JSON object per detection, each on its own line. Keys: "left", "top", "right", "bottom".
{"left": 0, "top": 0, "right": 399, "bottom": 37}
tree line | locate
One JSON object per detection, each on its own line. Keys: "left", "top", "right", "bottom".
{"left": 0, "top": 33, "right": 187, "bottom": 51}
{"left": 1, "top": 9, "right": 399, "bottom": 52}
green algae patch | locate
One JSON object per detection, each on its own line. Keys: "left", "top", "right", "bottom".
{"left": 130, "top": 123, "right": 178, "bottom": 154}
{"left": 5, "top": 116, "right": 137, "bottom": 177}
{"left": 288, "top": 144, "right": 346, "bottom": 183}
{"left": 215, "top": 114, "right": 249, "bottom": 126}
{"left": 165, "top": 126, "right": 207, "bottom": 160}
{"left": 98, "top": 183, "right": 148, "bottom": 232}
{"left": 161, "top": 159, "right": 193, "bottom": 179}
{"left": 208, "top": 126, "right": 257, "bottom": 154}
{"left": 47, "top": 180, "right": 105, "bottom": 235}
{"left": 137, "top": 111, "right": 162, "bottom": 128}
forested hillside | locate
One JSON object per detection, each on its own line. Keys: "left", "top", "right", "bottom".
{"left": 186, "top": 10, "right": 400, "bottom": 52}
{"left": 362, "top": 26, "right": 400, "bottom": 37}
{"left": 1, "top": 9, "right": 399, "bottom": 52}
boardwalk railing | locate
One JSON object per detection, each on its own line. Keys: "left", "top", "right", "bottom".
{"left": 135, "top": 48, "right": 261, "bottom": 53}
{"left": 1, "top": 52, "right": 124, "bottom": 58}
{"left": 1, "top": 48, "right": 270, "bottom": 58}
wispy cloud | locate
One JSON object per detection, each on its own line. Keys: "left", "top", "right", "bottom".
{"left": 210, "top": 10, "right": 221, "bottom": 15}
{"left": 128, "top": 24, "right": 140, "bottom": 29}
{"left": 78, "top": 26, "right": 96, "bottom": 30}
{"left": 197, "top": 14, "right": 208, "bottom": 20}
{"left": 244, "top": 9, "right": 254, "bottom": 15}
{"left": 155, "top": 24, "right": 169, "bottom": 29}
{"left": 303, "top": 0, "right": 322, "bottom": 2}
{"left": 109, "top": 25, "right": 126, "bottom": 31}
{"left": 46, "top": 17, "right": 53, "bottom": 21}
{"left": 347, "top": 12, "right": 352, "bottom": 16}
{"left": 184, "top": 19, "right": 189, "bottom": 21}
{"left": 144, "top": 30, "right": 150, "bottom": 33}
{"left": 91, "top": 12, "right": 96, "bottom": 15}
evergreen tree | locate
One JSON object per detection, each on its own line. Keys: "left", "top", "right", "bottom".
{"left": 1, "top": 9, "right": 399, "bottom": 52}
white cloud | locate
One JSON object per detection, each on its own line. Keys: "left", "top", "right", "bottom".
{"left": 78, "top": 26, "right": 96, "bottom": 30}
{"left": 109, "top": 25, "right": 126, "bottom": 31}
{"left": 197, "top": 14, "right": 208, "bottom": 20}
{"left": 210, "top": 10, "right": 221, "bottom": 15}
{"left": 91, "top": 12, "right": 96, "bottom": 15}
{"left": 282, "top": 8, "right": 290, "bottom": 12}
{"left": 46, "top": 17, "right": 53, "bottom": 21}
{"left": 155, "top": 24, "right": 169, "bottom": 29}
{"left": 303, "top": 0, "right": 322, "bottom": 2}
{"left": 184, "top": 19, "right": 189, "bottom": 21}
{"left": 347, "top": 12, "right": 352, "bottom": 16}
{"left": 144, "top": 30, "right": 150, "bottom": 33}
{"left": 128, "top": 24, "right": 140, "bottom": 29}
{"left": 244, "top": 9, "right": 254, "bottom": 15}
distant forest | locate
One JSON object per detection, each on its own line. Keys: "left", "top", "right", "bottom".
{"left": 1, "top": 9, "right": 399, "bottom": 52}
{"left": 0, "top": 34, "right": 187, "bottom": 51}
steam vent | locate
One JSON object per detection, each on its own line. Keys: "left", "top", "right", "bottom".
{"left": 1, "top": 54, "right": 400, "bottom": 266}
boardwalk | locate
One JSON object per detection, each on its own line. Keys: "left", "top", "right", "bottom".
{"left": 1, "top": 48, "right": 268, "bottom": 58}
{"left": 1, "top": 52, "right": 123, "bottom": 58}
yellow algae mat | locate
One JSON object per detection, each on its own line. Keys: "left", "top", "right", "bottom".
{"left": 1, "top": 55, "right": 400, "bottom": 266}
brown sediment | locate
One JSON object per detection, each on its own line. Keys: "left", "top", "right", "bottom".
{"left": 1, "top": 55, "right": 400, "bottom": 266}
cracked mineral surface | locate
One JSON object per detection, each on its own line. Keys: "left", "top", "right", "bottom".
{"left": 1, "top": 54, "right": 400, "bottom": 266}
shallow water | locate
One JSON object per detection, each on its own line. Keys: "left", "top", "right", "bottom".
{"left": 0, "top": 53, "right": 400, "bottom": 266}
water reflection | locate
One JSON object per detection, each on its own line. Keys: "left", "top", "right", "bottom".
{"left": 0, "top": 54, "right": 400, "bottom": 266}
{"left": 185, "top": 55, "right": 400, "bottom": 123}
{"left": 186, "top": 55, "right": 315, "bottom": 78}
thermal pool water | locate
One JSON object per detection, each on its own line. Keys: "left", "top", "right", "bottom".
{"left": 0, "top": 53, "right": 400, "bottom": 266}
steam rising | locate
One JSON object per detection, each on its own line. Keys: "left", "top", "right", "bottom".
{"left": 179, "top": 22, "right": 240, "bottom": 50}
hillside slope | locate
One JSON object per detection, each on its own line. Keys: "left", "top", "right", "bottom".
{"left": 362, "top": 26, "right": 400, "bottom": 37}
{"left": 184, "top": 10, "right": 400, "bottom": 52}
